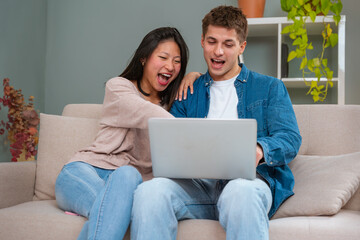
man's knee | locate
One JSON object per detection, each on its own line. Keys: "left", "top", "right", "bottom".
{"left": 133, "top": 178, "right": 175, "bottom": 211}
{"left": 218, "top": 178, "right": 272, "bottom": 212}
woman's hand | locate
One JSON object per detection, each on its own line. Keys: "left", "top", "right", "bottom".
{"left": 176, "top": 72, "right": 202, "bottom": 101}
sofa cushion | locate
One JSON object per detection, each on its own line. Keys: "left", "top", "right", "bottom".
{"left": 34, "top": 114, "right": 100, "bottom": 200}
{"left": 344, "top": 187, "right": 360, "bottom": 211}
{"left": 273, "top": 152, "right": 360, "bottom": 219}
{"left": 0, "top": 200, "right": 85, "bottom": 240}
{"left": 270, "top": 210, "right": 360, "bottom": 240}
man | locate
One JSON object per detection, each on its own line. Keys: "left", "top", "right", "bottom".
{"left": 131, "top": 5, "right": 301, "bottom": 240}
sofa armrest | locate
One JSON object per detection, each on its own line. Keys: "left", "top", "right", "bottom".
{"left": 0, "top": 161, "right": 36, "bottom": 209}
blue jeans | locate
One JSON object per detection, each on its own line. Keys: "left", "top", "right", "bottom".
{"left": 55, "top": 161, "right": 142, "bottom": 240}
{"left": 131, "top": 177, "right": 272, "bottom": 240}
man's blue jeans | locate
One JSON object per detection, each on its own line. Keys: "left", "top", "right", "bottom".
{"left": 55, "top": 161, "right": 142, "bottom": 240}
{"left": 131, "top": 177, "right": 272, "bottom": 240}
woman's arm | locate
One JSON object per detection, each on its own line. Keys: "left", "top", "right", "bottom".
{"left": 101, "top": 78, "right": 173, "bottom": 129}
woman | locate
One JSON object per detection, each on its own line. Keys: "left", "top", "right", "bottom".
{"left": 55, "top": 27, "right": 195, "bottom": 240}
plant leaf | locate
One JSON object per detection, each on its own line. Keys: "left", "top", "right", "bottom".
{"left": 326, "top": 24, "right": 332, "bottom": 37}
{"left": 321, "top": 0, "right": 329, "bottom": 11}
{"left": 307, "top": 59, "right": 314, "bottom": 71}
{"left": 296, "top": 48, "right": 306, "bottom": 57}
{"left": 313, "top": 58, "right": 321, "bottom": 67}
{"left": 304, "top": 3, "right": 312, "bottom": 13}
{"left": 281, "top": 0, "right": 291, "bottom": 12}
{"left": 300, "top": 57, "right": 308, "bottom": 70}
{"left": 331, "top": 2, "right": 343, "bottom": 15}
{"left": 314, "top": 67, "right": 321, "bottom": 78}
{"left": 326, "top": 69, "right": 334, "bottom": 80}
{"left": 322, "top": 59, "right": 328, "bottom": 67}
{"left": 282, "top": 25, "right": 291, "bottom": 34}
{"left": 309, "top": 11, "right": 316, "bottom": 22}
{"left": 311, "top": 90, "right": 320, "bottom": 102}
{"left": 329, "top": 33, "right": 338, "bottom": 47}
{"left": 307, "top": 42, "right": 314, "bottom": 50}
{"left": 299, "top": 9, "right": 305, "bottom": 16}
{"left": 288, "top": 50, "right": 297, "bottom": 62}
{"left": 293, "top": 37, "right": 302, "bottom": 46}
{"left": 312, "top": 0, "right": 320, "bottom": 6}
{"left": 333, "top": 15, "right": 341, "bottom": 26}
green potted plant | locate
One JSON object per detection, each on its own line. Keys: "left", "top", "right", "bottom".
{"left": 280, "top": 0, "right": 343, "bottom": 102}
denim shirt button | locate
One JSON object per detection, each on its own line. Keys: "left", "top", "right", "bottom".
{"left": 270, "top": 161, "right": 273, "bottom": 165}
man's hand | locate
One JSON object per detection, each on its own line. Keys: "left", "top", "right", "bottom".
{"left": 256, "top": 144, "right": 264, "bottom": 166}
{"left": 175, "top": 72, "right": 202, "bottom": 101}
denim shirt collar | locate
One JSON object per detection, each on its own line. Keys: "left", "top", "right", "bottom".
{"left": 202, "top": 63, "right": 250, "bottom": 87}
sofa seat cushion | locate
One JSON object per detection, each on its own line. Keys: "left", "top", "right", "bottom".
{"left": 176, "top": 210, "right": 360, "bottom": 240}
{"left": 0, "top": 200, "right": 85, "bottom": 240}
{"left": 269, "top": 210, "right": 360, "bottom": 240}
{"left": 273, "top": 152, "right": 360, "bottom": 219}
{"left": 177, "top": 219, "right": 226, "bottom": 239}
{"left": 1, "top": 203, "right": 359, "bottom": 240}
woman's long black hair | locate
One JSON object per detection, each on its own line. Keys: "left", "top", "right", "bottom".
{"left": 120, "top": 27, "right": 188, "bottom": 109}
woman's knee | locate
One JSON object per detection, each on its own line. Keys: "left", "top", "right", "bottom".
{"left": 111, "top": 165, "right": 143, "bottom": 186}
{"left": 55, "top": 162, "right": 102, "bottom": 215}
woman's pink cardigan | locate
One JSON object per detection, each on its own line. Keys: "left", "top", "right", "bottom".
{"left": 67, "top": 77, "right": 173, "bottom": 181}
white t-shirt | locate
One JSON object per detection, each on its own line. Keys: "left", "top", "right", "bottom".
{"left": 207, "top": 76, "right": 238, "bottom": 119}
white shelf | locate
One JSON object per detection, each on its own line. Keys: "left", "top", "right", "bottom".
{"left": 247, "top": 16, "right": 346, "bottom": 104}
{"left": 282, "top": 77, "right": 338, "bottom": 88}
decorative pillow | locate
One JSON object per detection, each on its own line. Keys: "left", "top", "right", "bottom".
{"left": 272, "top": 152, "right": 360, "bottom": 219}
{"left": 34, "top": 113, "right": 100, "bottom": 200}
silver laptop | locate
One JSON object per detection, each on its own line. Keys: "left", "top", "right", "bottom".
{"left": 148, "top": 118, "right": 257, "bottom": 180}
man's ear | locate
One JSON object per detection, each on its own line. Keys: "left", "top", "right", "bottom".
{"left": 201, "top": 34, "right": 205, "bottom": 48}
{"left": 239, "top": 41, "right": 247, "bottom": 55}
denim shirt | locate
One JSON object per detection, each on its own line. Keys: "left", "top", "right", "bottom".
{"left": 170, "top": 64, "right": 302, "bottom": 218}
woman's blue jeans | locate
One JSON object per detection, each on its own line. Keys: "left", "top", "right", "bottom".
{"left": 55, "top": 161, "right": 142, "bottom": 240}
{"left": 131, "top": 177, "right": 272, "bottom": 240}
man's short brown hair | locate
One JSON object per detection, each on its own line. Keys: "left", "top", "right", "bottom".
{"left": 202, "top": 5, "right": 248, "bottom": 43}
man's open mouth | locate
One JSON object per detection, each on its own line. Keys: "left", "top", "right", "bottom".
{"left": 211, "top": 59, "right": 225, "bottom": 68}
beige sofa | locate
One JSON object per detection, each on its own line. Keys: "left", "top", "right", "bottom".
{"left": 0, "top": 104, "right": 360, "bottom": 240}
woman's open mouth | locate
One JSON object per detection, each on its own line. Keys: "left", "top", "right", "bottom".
{"left": 158, "top": 73, "right": 172, "bottom": 86}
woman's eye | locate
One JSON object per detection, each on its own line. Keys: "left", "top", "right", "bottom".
{"left": 159, "top": 56, "right": 167, "bottom": 60}
{"left": 174, "top": 60, "right": 181, "bottom": 64}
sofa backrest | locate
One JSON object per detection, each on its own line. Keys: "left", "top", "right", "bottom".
{"left": 62, "top": 104, "right": 360, "bottom": 156}
{"left": 62, "top": 104, "right": 103, "bottom": 119}
{"left": 294, "top": 105, "right": 360, "bottom": 156}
